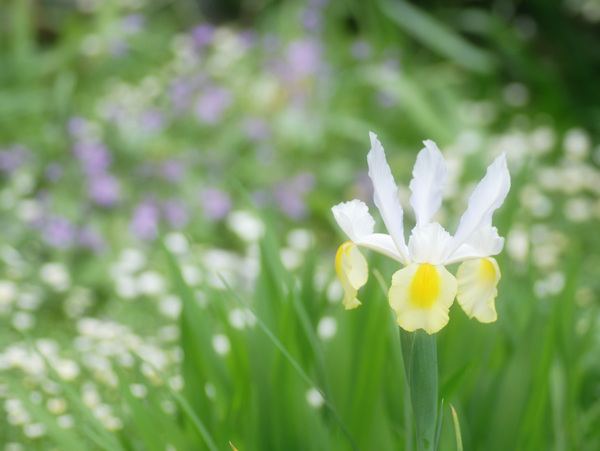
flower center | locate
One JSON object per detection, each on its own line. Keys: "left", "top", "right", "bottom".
{"left": 409, "top": 263, "right": 440, "bottom": 309}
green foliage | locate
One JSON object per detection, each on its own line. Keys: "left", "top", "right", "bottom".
{"left": 1, "top": 0, "right": 600, "bottom": 450}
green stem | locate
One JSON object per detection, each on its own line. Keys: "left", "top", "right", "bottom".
{"left": 400, "top": 329, "right": 439, "bottom": 451}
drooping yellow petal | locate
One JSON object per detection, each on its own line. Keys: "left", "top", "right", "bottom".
{"left": 456, "top": 257, "right": 500, "bottom": 323}
{"left": 335, "top": 242, "right": 368, "bottom": 309}
{"left": 389, "top": 263, "right": 457, "bottom": 334}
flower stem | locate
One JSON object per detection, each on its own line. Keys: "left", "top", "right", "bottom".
{"left": 400, "top": 329, "right": 439, "bottom": 451}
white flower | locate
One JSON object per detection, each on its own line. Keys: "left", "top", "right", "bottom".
{"left": 332, "top": 132, "right": 510, "bottom": 334}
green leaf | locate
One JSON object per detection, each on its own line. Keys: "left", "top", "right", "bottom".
{"left": 218, "top": 274, "right": 359, "bottom": 451}
{"left": 401, "top": 329, "right": 439, "bottom": 451}
{"left": 450, "top": 404, "right": 464, "bottom": 451}
{"left": 379, "top": 0, "right": 497, "bottom": 73}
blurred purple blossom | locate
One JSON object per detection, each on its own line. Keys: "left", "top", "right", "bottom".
{"left": 301, "top": 8, "right": 322, "bottom": 31}
{"left": 262, "top": 34, "right": 281, "bottom": 53}
{"left": 73, "top": 141, "right": 112, "bottom": 174}
{"left": 162, "top": 159, "right": 184, "bottom": 182}
{"left": 286, "top": 39, "right": 322, "bottom": 78}
{"left": 354, "top": 170, "right": 374, "bottom": 202}
{"left": 163, "top": 199, "right": 189, "bottom": 229}
{"left": 242, "top": 117, "right": 270, "bottom": 141}
{"left": 78, "top": 227, "right": 106, "bottom": 253}
{"left": 88, "top": 173, "right": 121, "bottom": 207}
{"left": 42, "top": 216, "right": 77, "bottom": 249}
{"left": 239, "top": 30, "right": 256, "bottom": 50}
{"left": 0, "top": 146, "right": 28, "bottom": 174}
{"left": 130, "top": 201, "right": 160, "bottom": 241}
{"left": 122, "top": 14, "right": 145, "bottom": 34}
{"left": 351, "top": 40, "right": 371, "bottom": 60}
{"left": 250, "top": 189, "right": 269, "bottom": 208}
{"left": 195, "top": 87, "right": 232, "bottom": 125}
{"left": 170, "top": 78, "right": 194, "bottom": 112}
{"left": 67, "top": 116, "right": 88, "bottom": 137}
{"left": 291, "top": 172, "right": 316, "bottom": 193}
{"left": 201, "top": 187, "right": 231, "bottom": 220}
{"left": 274, "top": 172, "right": 315, "bottom": 219}
{"left": 377, "top": 89, "right": 397, "bottom": 109}
{"left": 275, "top": 187, "right": 308, "bottom": 220}
{"left": 191, "top": 24, "right": 215, "bottom": 49}
{"left": 110, "top": 40, "right": 129, "bottom": 58}
{"left": 45, "top": 163, "right": 63, "bottom": 182}
{"left": 140, "top": 109, "right": 165, "bottom": 132}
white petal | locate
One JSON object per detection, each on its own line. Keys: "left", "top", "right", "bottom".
{"left": 332, "top": 200, "right": 405, "bottom": 263}
{"left": 335, "top": 243, "right": 369, "bottom": 309}
{"left": 388, "top": 263, "right": 457, "bottom": 334}
{"left": 407, "top": 222, "right": 453, "bottom": 266}
{"left": 367, "top": 132, "right": 410, "bottom": 262}
{"left": 444, "top": 226, "right": 504, "bottom": 264}
{"left": 356, "top": 233, "right": 406, "bottom": 263}
{"left": 456, "top": 257, "right": 500, "bottom": 323}
{"left": 331, "top": 200, "right": 375, "bottom": 242}
{"left": 409, "top": 140, "right": 447, "bottom": 227}
{"left": 449, "top": 153, "right": 510, "bottom": 256}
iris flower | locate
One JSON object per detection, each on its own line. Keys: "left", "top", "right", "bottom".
{"left": 332, "top": 133, "right": 510, "bottom": 334}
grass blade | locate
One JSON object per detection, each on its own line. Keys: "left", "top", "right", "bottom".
{"left": 450, "top": 404, "right": 464, "bottom": 451}
{"left": 218, "top": 274, "right": 359, "bottom": 451}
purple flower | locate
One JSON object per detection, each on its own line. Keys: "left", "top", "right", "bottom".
{"left": 163, "top": 199, "right": 189, "bottom": 229}
{"left": 110, "top": 40, "right": 129, "bottom": 58}
{"left": 42, "top": 216, "right": 77, "bottom": 249}
{"left": 162, "top": 159, "right": 184, "bottom": 182}
{"left": 376, "top": 89, "right": 397, "bottom": 109}
{"left": 88, "top": 173, "right": 120, "bottom": 207}
{"left": 122, "top": 14, "right": 145, "bottom": 34}
{"left": 351, "top": 40, "right": 371, "bottom": 60}
{"left": 0, "top": 145, "right": 29, "bottom": 173}
{"left": 130, "top": 201, "right": 160, "bottom": 241}
{"left": 275, "top": 186, "right": 308, "bottom": 220}
{"left": 262, "top": 34, "right": 281, "bottom": 53}
{"left": 291, "top": 172, "right": 316, "bottom": 193}
{"left": 140, "top": 109, "right": 165, "bottom": 132}
{"left": 67, "top": 117, "right": 88, "bottom": 137}
{"left": 78, "top": 227, "right": 106, "bottom": 253}
{"left": 273, "top": 172, "right": 315, "bottom": 219}
{"left": 239, "top": 30, "right": 256, "bottom": 50}
{"left": 195, "top": 87, "right": 232, "bottom": 125}
{"left": 242, "top": 117, "right": 270, "bottom": 141}
{"left": 45, "top": 163, "right": 63, "bottom": 182}
{"left": 301, "top": 8, "right": 322, "bottom": 31}
{"left": 286, "top": 39, "right": 322, "bottom": 78}
{"left": 170, "top": 78, "right": 193, "bottom": 111}
{"left": 191, "top": 24, "right": 215, "bottom": 49}
{"left": 73, "top": 141, "right": 112, "bottom": 174}
{"left": 354, "top": 170, "right": 374, "bottom": 202}
{"left": 201, "top": 188, "right": 231, "bottom": 220}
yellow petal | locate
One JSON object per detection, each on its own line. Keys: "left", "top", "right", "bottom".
{"left": 389, "top": 263, "right": 457, "bottom": 334}
{"left": 335, "top": 242, "right": 368, "bottom": 309}
{"left": 456, "top": 257, "right": 500, "bottom": 323}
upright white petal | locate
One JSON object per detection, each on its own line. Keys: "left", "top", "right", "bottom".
{"left": 449, "top": 153, "right": 510, "bottom": 256}
{"left": 407, "top": 222, "right": 453, "bottom": 266}
{"left": 409, "top": 140, "right": 447, "bottom": 226}
{"left": 367, "top": 132, "right": 410, "bottom": 262}
{"left": 332, "top": 200, "right": 406, "bottom": 263}
{"left": 331, "top": 200, "right": 375, "bottom": 242}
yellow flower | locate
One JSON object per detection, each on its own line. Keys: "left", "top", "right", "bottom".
{"left": 332, "top": 133, "right": 510, "bottom": 334}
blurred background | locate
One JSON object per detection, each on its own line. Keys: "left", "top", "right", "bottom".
{"left": 1, "top": 0, "right": 600, "bottom": 449}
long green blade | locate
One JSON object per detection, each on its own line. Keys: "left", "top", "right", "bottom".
{"left": 401, "top": 328, "right": 439, "bottom": 451}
